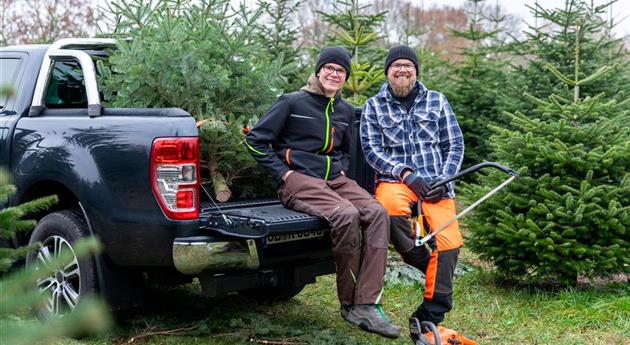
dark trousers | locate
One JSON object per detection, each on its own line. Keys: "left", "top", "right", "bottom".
{"left": 278, "top": 172, "right": 390, "bottom": 306}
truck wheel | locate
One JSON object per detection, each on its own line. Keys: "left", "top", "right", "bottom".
{"left": 240, "top": 282, "right": 306, "bottom": 302}
{"left": 26, "top": 210, "right": 98, "bottom": 319}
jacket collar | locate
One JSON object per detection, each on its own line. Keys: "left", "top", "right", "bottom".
{"left": 301, "top": 74, "right": 341, "bottom": 99}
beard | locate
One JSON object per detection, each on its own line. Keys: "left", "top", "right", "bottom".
{"left": 389, "top": 75, "right": 416, "bottom": 97}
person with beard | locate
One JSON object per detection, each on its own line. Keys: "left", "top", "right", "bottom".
{"left": 245, "top": 46, "right": 401, "bottom": 339}
{"left": 360, "top": 45, "right": 476, "bottom": 345}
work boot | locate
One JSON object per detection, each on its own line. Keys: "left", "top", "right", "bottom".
{"left": 344, "top": 304, "right": 401, "bottom": 339}
{"left": 340, "top": 304, "right": 352, "bottom": 319}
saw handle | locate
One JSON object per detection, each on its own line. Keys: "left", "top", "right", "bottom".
{"left": 430, "top": 162, "right": 519, "bottom": 189}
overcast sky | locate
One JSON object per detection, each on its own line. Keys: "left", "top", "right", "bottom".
{"left": 421, "top": 0, "right": 630, "bottom": 38}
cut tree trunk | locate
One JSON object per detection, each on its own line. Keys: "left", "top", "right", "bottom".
{"left": 208, "top": 162, "right": 231, "bottom": 202}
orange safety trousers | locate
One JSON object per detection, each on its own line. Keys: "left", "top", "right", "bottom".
{"left": 375, "top": 182, "right": 462, "bottom": 326}
{"left": 375, "top": 182, "right": 463, "bottom": 251}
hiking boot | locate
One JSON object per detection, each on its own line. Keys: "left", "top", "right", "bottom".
{"left": 340, "top": 304, "right": 352, "bottom": 319}
{"left": 345, "top": 304, "right": 401, "bottom": 339}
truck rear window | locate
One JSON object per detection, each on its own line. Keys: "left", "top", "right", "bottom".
{"left": 0, "top": 58, "right": 21, "bottom": 109}
{"left": 44, "top": 60, "right": 88, "bottom": 109}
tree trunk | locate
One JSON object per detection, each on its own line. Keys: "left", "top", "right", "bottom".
{"left": 208, "top": 162, "right": 231, "bottom": 202}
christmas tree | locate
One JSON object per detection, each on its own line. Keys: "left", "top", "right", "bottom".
{"left": 319, "top": 0, "right": 387, "bottom": 106}
{"left": 448, "top": 0, "right": 514, "bottom": 165}
{"left": 462, "top": 2, "right": 629, "bottom": 283}
{"left": 499, "top": 0, "right": 630, "bottom": 116}
{"left": 0, "top": 170, "right": 110, "bottom": 343}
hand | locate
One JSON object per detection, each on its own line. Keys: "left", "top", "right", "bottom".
{"left": 403, "top": 173, "right": 430, "bottom": 199}
{"left": 424, "top": 184, "right": 446, "bottom": 203}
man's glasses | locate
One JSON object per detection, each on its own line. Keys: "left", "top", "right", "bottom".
{"left": 322, "top": 64, "right": 347, "bottom": 77}
{"left": 390, "top": 63, "right": 415, "bottom": 71}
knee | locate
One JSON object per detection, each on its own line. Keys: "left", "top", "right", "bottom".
{"left": 332, "top": 205, "right": 361, "bottom": 224}
{"left": 368, "top": 202, "right": 389, "bottom": 222}
{"left": 329, "top": 205, "right": 361, "bottom": 245}
{"left": 332, "top": 205, "right": 361, "bottom": 226}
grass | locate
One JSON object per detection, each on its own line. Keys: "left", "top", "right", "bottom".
{"left": 16, "top": 249, "right": 630, "bottom": 345}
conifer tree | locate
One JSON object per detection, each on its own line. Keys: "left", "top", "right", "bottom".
{"left": 319, "top": 0, "right": 387, "bottom": 106}
{"left": 256, "top": 0, "right": 306, "bottom": 91}
{"left": 448, "top": 0, "right": 512, "bottom": 164}
{"left": 100, "top": 0, "right": 286, "bottom": 200}
{"left": 0, "top": 170, "right": 110, "bottom": 344}
{"left": 500, "top": 0, "right": 630, "bottom": 115}
{"left": 462, "top": 4, "right": 630, "bottom": 283}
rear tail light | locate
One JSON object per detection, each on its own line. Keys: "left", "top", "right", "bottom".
{"left": 151, "top": 137, "right": 200, "bottom": 220}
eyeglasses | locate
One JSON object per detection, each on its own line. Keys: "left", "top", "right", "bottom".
{"left": 390, "top": 63, "right": 415, "bottom": 71}
{"left": 322, "top": 64, "right": 347, "bottom": 77}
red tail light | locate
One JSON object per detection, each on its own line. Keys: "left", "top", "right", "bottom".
{"left": 151, "top": 137, "right": 200, "bottom": 220}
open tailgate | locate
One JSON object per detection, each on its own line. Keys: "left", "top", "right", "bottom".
{"left": 198, "top": 199, "right": 328, "bottom": 239}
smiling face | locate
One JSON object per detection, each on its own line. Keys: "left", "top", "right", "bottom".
{"left": 317, "top": 63, "right": 347, "bottom": 97}
{"left": 387, "top": 58, "right": 417, "bottom": 97}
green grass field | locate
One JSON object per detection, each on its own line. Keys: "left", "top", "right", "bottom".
{"left": 41, "top": 248, "right": 629, "bottom": 345}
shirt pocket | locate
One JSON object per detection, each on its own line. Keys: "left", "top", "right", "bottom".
{"left": 377, "top": 116, "right": 405, "bottom": 146}
{"left": 413, "top": 110, "right": 440, "bottom": 142}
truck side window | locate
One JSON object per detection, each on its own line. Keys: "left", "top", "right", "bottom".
{"left": 0, "top": 58, "right": 21, "bottom": 110}
{"left": 44, "top": 60, "right": 87, "bottom": 109}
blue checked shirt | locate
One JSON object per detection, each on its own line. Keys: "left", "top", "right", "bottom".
{"left": 360, "top": 81, "right": 464, "bottom": 197}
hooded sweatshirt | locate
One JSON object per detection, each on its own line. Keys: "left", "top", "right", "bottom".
{"left": 245, "top": 75, "right": 355, "bottom": 186}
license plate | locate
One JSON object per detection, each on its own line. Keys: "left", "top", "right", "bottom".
{"left": 266, "top": 230, "right": 326, "bottom": 245}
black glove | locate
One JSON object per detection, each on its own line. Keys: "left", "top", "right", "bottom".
{"left": 424, "top": 184, "right": 446, "bottom": 203}
{"left": 403, "top": 172, "right": 430, "bottom": 199}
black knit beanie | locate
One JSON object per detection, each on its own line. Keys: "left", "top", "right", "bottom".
{"left": 315, "top": 46, "right": 352, "bottom": 80}
{"left": 384, "top": 45, "right": 419, "bottom": 76}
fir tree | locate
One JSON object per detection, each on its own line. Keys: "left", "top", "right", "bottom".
{"left": 462, "top": 9, "right": 630, "bottom": 283}
{"left": 319, "top": 0, "right": 387, "bottom": 106}
{"left": 500, "top": 0, "right": 630, "bottom": 116}
{"left": 256, "top": 0, "right": 306, "bottom": 91}
{"left": 448, "top": 0, "right": 512, "bottom": 165}
{"left": 0, "top": 170, "right": 110, "bottom": 343}
{"left": 100, "top": 0, "right": 286, "bottom": 200}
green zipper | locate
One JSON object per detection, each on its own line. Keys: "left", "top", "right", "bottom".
{"left": 324, "top": 156, "right": 331, "bottom": 180}
{"left": 321, "top": 97, "right": 334, "bottom": 152}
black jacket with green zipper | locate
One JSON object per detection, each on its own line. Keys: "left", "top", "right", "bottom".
{"left": 245, "top": 76, "right": 354, "bottom": 187}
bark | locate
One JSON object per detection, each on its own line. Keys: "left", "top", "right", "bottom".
{"left": 208, "top": 162, "right": 231, "bottom": 202}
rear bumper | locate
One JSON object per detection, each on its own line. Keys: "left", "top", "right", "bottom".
{"left": 172, "top": 236, "right": 259, "bottom": 275}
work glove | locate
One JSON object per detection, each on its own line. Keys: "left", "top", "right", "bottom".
{"left": 403, "top": 172, "right": 430, "bottom": 199}
{"left": 424, "top": 183, "right": 446, "bottom": 203}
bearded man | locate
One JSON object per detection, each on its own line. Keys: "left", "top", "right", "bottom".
{"left": 360, "top": 45, "right": 476, "bottom": 345}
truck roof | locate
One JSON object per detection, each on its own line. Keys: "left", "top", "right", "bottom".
{"left": 0, "top": 44, "right": 49, "bottom": 53}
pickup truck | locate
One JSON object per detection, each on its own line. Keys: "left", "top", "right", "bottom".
{"left": 0, "top": 38, "right": 375, "bottom": 318}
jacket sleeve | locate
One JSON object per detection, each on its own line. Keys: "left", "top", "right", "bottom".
{"left": 360, "top": 100, "right": 411, "bottom": 180}
{"left": 436, "top": 94, "right": 464, "bottom": 181}
{"left": 339, "top": 110, "right": 353, "bottom": 172}
{"left": 245, "top": 95, "right": 291, "bottom": 185}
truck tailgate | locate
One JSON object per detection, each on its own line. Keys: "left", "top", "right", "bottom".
{"left": 199, "top": 199, "right": 328, "bottom": 238}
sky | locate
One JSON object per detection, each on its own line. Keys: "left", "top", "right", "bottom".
{"left": 421, "top": 0, "right": 630, "bottom": 38}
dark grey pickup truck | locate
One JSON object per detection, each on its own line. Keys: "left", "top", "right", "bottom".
{"left": 0, "top": 39, "right": 377, "bottom": 318}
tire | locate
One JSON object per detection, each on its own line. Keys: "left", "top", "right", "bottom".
{"left": 26, "top": 210, "right": 98, "bottom": 319}
{"left": 240, "top": 282, "right": 306, "bottom": 302}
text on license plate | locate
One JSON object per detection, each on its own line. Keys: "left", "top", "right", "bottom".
{"left": 266, "top": 230, "right": 326, "bottom": 245}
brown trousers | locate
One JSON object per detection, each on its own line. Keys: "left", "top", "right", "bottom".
{"left": 278, "top": 172, "right": 390, "bottom": 306}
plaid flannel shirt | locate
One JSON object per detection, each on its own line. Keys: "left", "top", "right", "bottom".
{"left": 360, "top": 81, "right": 464, "bottom": 197}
